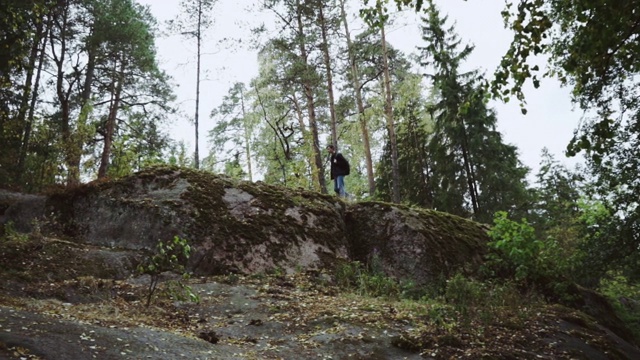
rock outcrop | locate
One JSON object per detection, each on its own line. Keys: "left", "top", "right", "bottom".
{"left": 346, "top": 202, "right": 488, "bottom": 286}
{"left": 2, "top": 166, "right": 489, "bottom": 284}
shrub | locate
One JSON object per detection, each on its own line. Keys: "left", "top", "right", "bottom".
{"left": 599, "top": 273, "right": 640, "bottom": 339}
{"left": 137, "top": 236, "right": 193, "bottom": 307}
{"left": 485, "top": 211, "right": 551, "bottom": 283}
{"left": 0, "top": 221, "right": 29, "bottom": 243}
{"left": 445, "top": 273, "right": 486, "bottom": 313}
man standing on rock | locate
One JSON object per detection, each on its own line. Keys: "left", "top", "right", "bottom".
{"left": 327, "top": 145, "right": 350, "bottom": 198}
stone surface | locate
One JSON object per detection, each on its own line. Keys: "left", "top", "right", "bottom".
{"left": 346, "top": 202, "right": 489, "bottom": 286}
{"left": 2, "top": 167, "right": 488, "bottom": 283}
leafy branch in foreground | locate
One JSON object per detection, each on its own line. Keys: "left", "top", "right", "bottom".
{"left": 137, "top": 236, "right": 195, "bottom": 307}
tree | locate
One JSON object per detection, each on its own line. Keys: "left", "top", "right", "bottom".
{"left": 0, "top": 0, "right": 175, "bottom": 191}
{"left": 316, "top": 0, "right": 339, "bottom": 150}
{"left": 379, "top": 18, "right": 401, "bottom": 203}
{"left": 360, "top": 0, "right": 402, "bottom": 203}
{"left": 344, "top": 25, "right": 406, "bottom": 200}
{"left": 376, "top": 73, "right": 434, "bottom": 206}
{"left": 209, "top": 82, "right": 256, "bottom": 180}
{"left": 579, "top": 115, "right": 640, "bottom": 283}
{"left": 0, "top": 1, "right": 47, "bottom": 186}
{"left": 365, "top": 0, "right": 639, "bottom": 161}
{"left": 260, "top": 0, "right": 330, "bottom": 193}
{"left": 497, "top": 0, "right": 640, "bottom": 283}
{"left": 49, "top": 0, "right": 87, "bottom": 185}
{"left": 251, "top": 74, "right": 299, "bottom": 187}
{"left": 339, "top": 0, "right": 376, "bottom": 195}
{"left": 529, "top": 149, "right": 582, "bottom": 237}
{"left": 419, "top": 3, "right": 530, "bottom": 222}
{"left": 91, "top": 0, "right": 157, "bottom": 178}
{"left": 16, "top": 2, "right": 55, "bottom": 183}
{"left": 168, "top": 0, "right": 217, "bottom": 169}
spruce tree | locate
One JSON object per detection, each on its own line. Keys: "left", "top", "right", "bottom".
{"left": 419, "top": 3, "right": 530, "bottom": 222}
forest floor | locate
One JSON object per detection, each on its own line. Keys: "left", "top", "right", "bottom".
{"left": 1, "top": 235, "right": 639, "bottom": 359}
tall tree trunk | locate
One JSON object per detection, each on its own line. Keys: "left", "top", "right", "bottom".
{"left": 81, "top": 23, "right": 96, "bottom": 109}
{"left": 239, "top": 86, "right": 253, "bottom": 182}
{"left": 52, "top": 3, "right": 80, "bottom": 185}
{"left": 380, "top": 22, "right": 401, "bottom": 203}
{"left": 296, "top": 0, "right": 326, "bottom": 193}
{"left": 98, "top": 60, "right": 125, "bottom": 178}
{"left": 458, "top": 116, "right": 479, "bottom": 215}
{"left": 340, "top": 0, "right": 375, "bottom": 195}
{"left": 291, "top": 93, "right": 317, "bottom": 186}
{"left": 17, "top": 16, "right": 49, "bottom": 180}
{"left": 194, "top": 0, "right": 203, "bottom": 169}
{"left": 318, "top": 4, "right": 338, "bottom": 149}
{"left": 17, "top": 20, "right": 42, "bottom": 147}
{"left": 407, "top": 113, "right": 432, "bottom": 207}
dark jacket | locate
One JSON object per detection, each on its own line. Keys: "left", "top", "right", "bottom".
{"left": 330, "top": 153, "right": 350, "bottom": 180}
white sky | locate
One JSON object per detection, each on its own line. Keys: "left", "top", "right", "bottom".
{"left": 138, "top": 0, "right": 584, "bottom": 179}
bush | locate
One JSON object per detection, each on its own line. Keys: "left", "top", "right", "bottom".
{"left": 444, "top": 273, "right": 537, "bottom": 330}
{"left": 137, "top": 236, "right": 193, "bottom": 306}
{"left": 485, "top": 211, "right": 552, "bottom": 283}
{"left": 599, "top": 273, "right": 640, "bottom": 339}
{"left": 0, "top": 221, "right": 29, "bottom": 243}
{"left": 445, "top": 273, "right": 486, "bottom": 314}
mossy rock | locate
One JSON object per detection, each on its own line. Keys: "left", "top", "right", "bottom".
{"left": 6, "top": 166, "right": 492, "bottom": 285}
{"left": 39, "top": 166, "right": 349, "bottom": 276}
{"left": 344, "top": 201, "right": 489, "bottom": 286}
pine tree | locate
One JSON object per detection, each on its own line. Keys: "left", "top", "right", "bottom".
{"left": 168, "top": 0, "right": 217, "bottom": 169}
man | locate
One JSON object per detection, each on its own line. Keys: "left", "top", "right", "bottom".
{"left": 327, "top": 145, "right": 350, "bottom": 198}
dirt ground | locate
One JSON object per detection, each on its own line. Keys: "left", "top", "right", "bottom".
{"left": 0, "top": 233, "right": 639, "bottom": 359}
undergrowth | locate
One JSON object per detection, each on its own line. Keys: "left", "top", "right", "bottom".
{"left": 334, "top": 258, "right": 540, "bottom": 335}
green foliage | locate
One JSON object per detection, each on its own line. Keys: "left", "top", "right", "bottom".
{"left": 360, "top": 0, "right": 426, "bottom": 27}
{"left": 576, "top": 114, "right": 640, "bottom": 284}
{"left": 491, "top": 0, "right": 640, "bottom": 161}
{"left": 599, "top": 273, "right": 640, "bottom": 339}
{"left": 485, "top": 211, "right": 551, "bottom": 283}
{"left": 415, "top": 3, "right": 531, "bottom": 221}
{"left": 163, "top": 279, "right": 200, "bottom": 304}
{"left": 208, "top": 82, "right": 255, "bottom": 179}
{"left": 137, "top": 236, "right": 193, "bottom": 307}
{"left": 0, "top": 0, "right": 175, "bottom": 189}
{"left": 375, "top": 73, "right": 434, "bottom": 206}
{"left": 0, "top": 0, "right": 51, "bottom": 188}
{"left": 444, "top": 273, "right": 536, "bottom": 329}
{"left": 571, "top": 199, "right": 621, "bottom": 286}
{"left": 529, "top": 149, "right": 582, "bottom": 239}
{"left": 335, "top": 260, "right": 400, "bottom": 299}
{"left": 445, "top": 273, "right": 486, "bottom": 321}
{"left": 0, "top": 221, "right": 29, "bottom": 244}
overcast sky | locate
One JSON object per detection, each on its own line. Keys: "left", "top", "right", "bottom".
{"left": 138, "top": 0, "right": 584, "bottom": 179}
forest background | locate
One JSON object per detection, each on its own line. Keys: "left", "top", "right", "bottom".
{"left": 1, "top": 0, "right": 640, "bottom": 334}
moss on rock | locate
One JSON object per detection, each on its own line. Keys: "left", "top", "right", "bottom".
{"left": 38, "top": 166, "right": 349, "bottom": 276}
{"left": 345, "top": 201, "right": 490, "bottom": 286}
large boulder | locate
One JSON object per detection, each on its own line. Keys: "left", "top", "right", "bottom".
{"left": 0, "top": 189, "right": 46, "bottom": 233}
{"left": 2, "top": 167, "right": 489, "bottom": 282}
{"left": 37, "top": 167, "right": 350, "bottom": 275}
{"left": 346, "top": 202, "right": 489, "bottom": 286}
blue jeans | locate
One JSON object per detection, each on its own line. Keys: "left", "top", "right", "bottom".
{"left": 334, "top": 175, "right": 346, "bottom": 197}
